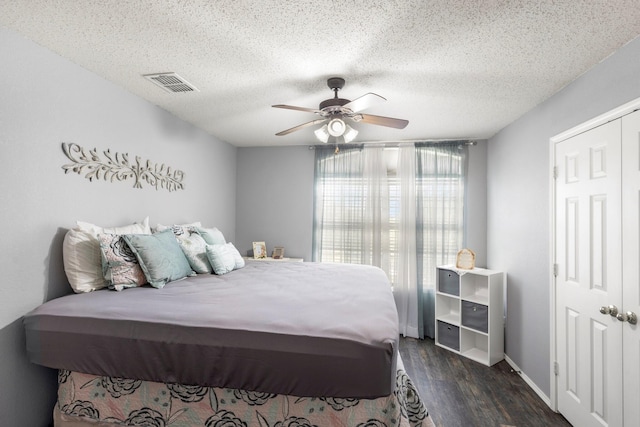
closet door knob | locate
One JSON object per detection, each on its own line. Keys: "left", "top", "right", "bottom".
{"left": 600, "top": 305, "right": 618, "bottom": 316}
{"left": 616, "top": 311, "right": 637, "bottom": 325}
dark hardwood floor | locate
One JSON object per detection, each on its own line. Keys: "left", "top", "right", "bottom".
{"left": 399, "top": 337, "right": 572, "bottom": 427}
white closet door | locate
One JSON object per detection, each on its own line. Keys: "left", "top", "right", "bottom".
{"left": 622, "top": 109, "right": 640, "bottom": 425}
{"left": 555, "top": 120, "right": 623, "bottom": 427}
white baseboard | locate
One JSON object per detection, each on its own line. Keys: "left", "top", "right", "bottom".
{"left": 504, "top": 354, "right": 552, "bottom": 408}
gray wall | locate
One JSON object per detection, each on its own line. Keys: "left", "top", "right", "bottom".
{"left": 236, "top": 146, "right": 315, "bottom": 260}
{"left": 466, "top": 139, "right": 488, "bottom": 267}
{"left": 487, "top": 36, "right": 640, "bottom": 398}
{"left": 236, "top": 143, "right": 488, "bottom": 267}
{"left": 0, "top": 26, "right": 237, "bottom": 427}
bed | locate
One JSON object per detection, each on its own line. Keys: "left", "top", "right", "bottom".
{"left": 25, "top": 260, "right": 433, "bottom": 426}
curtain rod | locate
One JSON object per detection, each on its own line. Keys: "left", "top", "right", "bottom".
{"left": 308, "top": 139, "right": 478, "bottom": 149}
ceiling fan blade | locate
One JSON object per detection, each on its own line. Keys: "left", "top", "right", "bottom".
{"left": 358, "top": 113, "right": 409, "bottom": 129}
{"left": 342, "top": 93, "right": 386, "bottom": 113}
{"left": 272, "top": 104, "right": 324, "bottom": 115}
{"left": 275, "top": 119, "right": 328, "bottom": 136}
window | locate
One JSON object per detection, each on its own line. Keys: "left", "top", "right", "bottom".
{"left": 313, "top": 142, "right": 467, "bottom": 338}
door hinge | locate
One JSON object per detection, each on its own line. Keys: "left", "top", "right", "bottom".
{"left": 553, "top": 166, "right": 559, "bottom": 180}
{"left": 553, "top": 264, "right": 558, "bottom": 277}
{"left": 554, "top": 362, "right": 559, "bottom": 376}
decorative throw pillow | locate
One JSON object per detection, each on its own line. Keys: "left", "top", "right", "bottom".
{"left": 206, "top": 244, "right": 236, "bottom": 275}
{"left": 62, "top": 228, "right": 105, "bottom": 293}
{"left": 98, "top": 233, "right": 147, "bottom": 291}
{"left": 154, "top": 222, "right": 202, "bottom": 237}
{"left": 177, "top": 232, "right": 212, "bottom": 274}
{"left": 123, "top": 229, "right": 195, "bottom": 288}
{"left": 226, "top": 242, "right": 245, "bottom": 270}
{"left": 196, "top": 227, "right": 226, "bottom": 246}
{"left": 63, "top": 217, "right": 151, "bottom": 293}
{"left": 77, "top": 217, "right": 151, "bottom": 236}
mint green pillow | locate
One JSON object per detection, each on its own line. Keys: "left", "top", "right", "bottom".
{"left": 196, "top": 227, "right": 226, "bottom": 246}
{"left": 206, "top": 244, "right": 236, "bottom": 275}
{"left": 123, "top": 229, "right": 195, "bottom": 288}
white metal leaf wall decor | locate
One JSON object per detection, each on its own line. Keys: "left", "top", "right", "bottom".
{"left": 61, "top": 142, "right": 185, "bottom": 192}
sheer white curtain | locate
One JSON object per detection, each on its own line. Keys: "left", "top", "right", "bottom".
{"left": 312, "top": 146, "right": 365, "bottom": 264}
{"left": 416, "top": 143, "right": 467, "bottom": 338}
{"left": 362, "top": 146, "right": 390, "bottom": 272}
{"left": 313, "top": 142, "right": 467, "bottom": 339}
{"left": 312, "top": 145, "right": 390, "bottom": 268}
{"left": 395, "top": 144, "right": 419, "bottom": 338}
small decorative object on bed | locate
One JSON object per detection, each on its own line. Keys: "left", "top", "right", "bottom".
{"left": 456, "top": 248, "right": 476, "bottom": 269}
{"left": 61, "top": 142, "right": 185, "bottom": 192}
{"left": 272, "top": 246, "right": 285, "bottom": 259}
{"left": 252, "top": 241, "right": 266, "bottom": 259}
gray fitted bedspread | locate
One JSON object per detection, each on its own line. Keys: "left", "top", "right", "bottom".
{"left": 24, "top": 261, "right": 399, "bottom": 398}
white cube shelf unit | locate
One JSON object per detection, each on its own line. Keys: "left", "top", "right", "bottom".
{"left": 435, "top": 265, "right": 505, "bottom": 366}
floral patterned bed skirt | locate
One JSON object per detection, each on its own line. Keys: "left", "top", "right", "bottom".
{"left": 54, "top": 363, "right": 434, "bottom": 427}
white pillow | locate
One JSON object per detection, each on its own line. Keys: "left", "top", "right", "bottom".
{"left": 63, "top": 217, "right": 151, "bottom": 293}
{"left": 206, "top": 244, "right": 236, "bottom": 275}
{"left": 154, "top": 222, "right": 202, "bottom": 236}
{"left": 63, "top": 228, "right": 105, "bottom": 293}
{"left": 227, "top": 242, "right": 245, "bottom": 270}
{"left": 78, "top": 216, "right": 151, "bottom": 236}
{"left": 206, "top": 243, "right": 245, "bottom": 275}
{"left": 177, "top": 232, "right": 212, "bottom": 274}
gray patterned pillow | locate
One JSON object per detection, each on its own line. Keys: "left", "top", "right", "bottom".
{"left": 177, "top": 232, "right": 212, "bottom": 274}
{"left": 98, "top": 233, "right": 147, "bottom": 291}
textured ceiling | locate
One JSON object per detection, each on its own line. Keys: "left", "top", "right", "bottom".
{"left": 1, "top": 1, "right": 639, "bottom": 147}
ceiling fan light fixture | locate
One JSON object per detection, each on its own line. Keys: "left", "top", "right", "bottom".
{"left": 327, "top": 118, "right": 346, "bottom": 137}
{"left": 314, "top": 125, "right": 330, "bottom": 143}
{"left": 343, "top": 124, "right": 358, "bottom": 143}
{"left": 314, "top": 121, "right": 358, "bottom": 144}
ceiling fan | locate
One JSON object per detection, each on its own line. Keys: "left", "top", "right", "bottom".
{"left": 273, "top": 77, "right": 409, "bottom": 143}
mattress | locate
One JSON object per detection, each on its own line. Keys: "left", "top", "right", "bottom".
{"left": 24, "top": 261, "right": 399, "bottom": 398}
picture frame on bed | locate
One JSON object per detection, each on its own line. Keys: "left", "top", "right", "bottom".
{"left": 272, "top": 246, "right": 285, "bottom": 259}
{"left": 252, "top": 241, "right": 267, "bottom": 259}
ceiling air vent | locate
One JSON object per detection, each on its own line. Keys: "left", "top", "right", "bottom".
{"left": 143, "top": 72, "right": 199, "bottom": 93}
